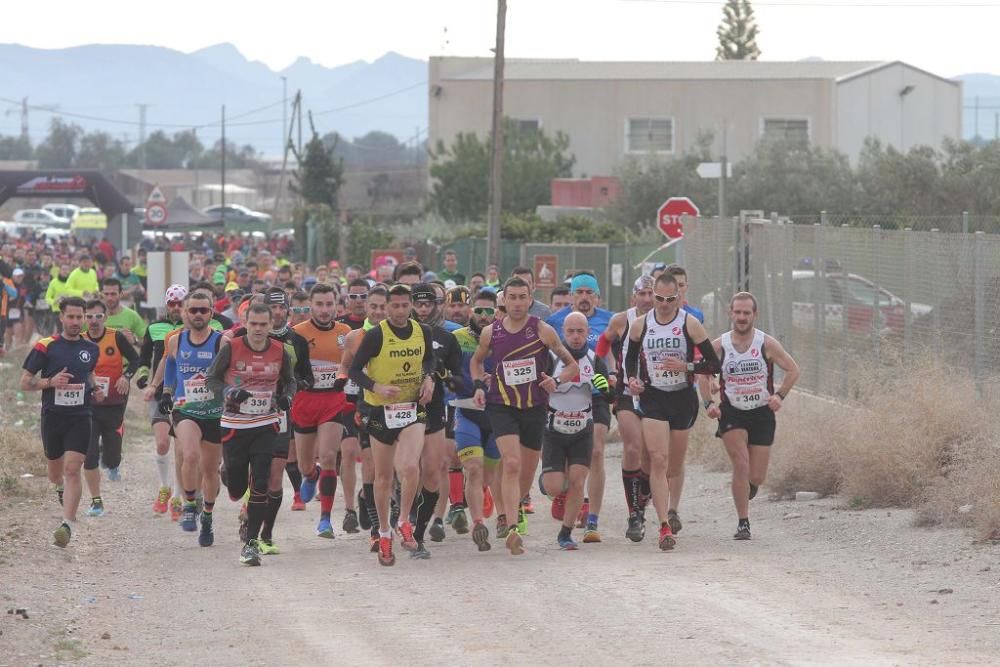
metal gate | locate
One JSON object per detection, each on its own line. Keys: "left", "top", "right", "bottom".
{"left": 521, "top": 243, "right": 609, "bottom": 304}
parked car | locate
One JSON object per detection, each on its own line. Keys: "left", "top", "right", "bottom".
{"left": 202, "top": 204, "right": 272, "bottom": 225}
{"left": 701, "top": 270, "right": 932, "bottom": 335}
{"left": 42, "top": 203, "right": 81, "bottom": 222}
{"left": 72, "top": 207, "right": 108, "bottom": 230}
{"left": 14, "top": 208, "right": 70, "bottom": 226}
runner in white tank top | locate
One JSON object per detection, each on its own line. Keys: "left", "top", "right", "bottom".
{"left": 701, "top": 291, "right": 800, "bottom": 541}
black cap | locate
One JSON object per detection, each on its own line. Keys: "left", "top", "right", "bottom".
{"left": 264, "top": 287, "right": 288, "bottom": 306}
{"left": 411, "top": 282, "right": 436, "bottom": 303}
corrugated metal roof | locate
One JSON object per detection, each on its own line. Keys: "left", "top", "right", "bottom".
{"left": 444, "top": 59, "right": 886, "bottom": 82}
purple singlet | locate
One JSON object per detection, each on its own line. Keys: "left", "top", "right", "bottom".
{"left": 486, "top": 315, "right": 550, "bottom": 409}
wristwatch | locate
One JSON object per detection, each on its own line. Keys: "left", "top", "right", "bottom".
{"left": 686, "top": 362, "right": 695, "bottom": 372}
{"left": 703, "top": 399, "right": 715, "bottom": 409}
{"left": 776, "top": 391, "right": 787, "bottom": 400}
{"left": 554, "top": 378, "right": 562, "bottom": 388}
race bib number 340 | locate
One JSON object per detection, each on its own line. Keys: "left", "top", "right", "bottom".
{"left": 502, "top": 358, "right": 537, "bottom": 386}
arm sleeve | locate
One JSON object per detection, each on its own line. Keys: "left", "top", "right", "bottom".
{"left": 277, "top": 349, "right": 296, "bottom": 404}
{"left": 595, "top": 330, "right": 612, "bottom": 358}
{"left": 692, "top": 339, "right": 722, "bottom": 375}
{"left": 348, "top": 326, "right": 383, "bottom": 392}
{"left": 443, "top": 333, "right": 465, "bottom": 394}
{"left": 138, "top": 329, "right": 153, "bottom": 376}
{"left": 205, "top": 343, "right": 231, "bottom": 400}
{"left": 594, "top": 356, "right": 611, "bottom": 377}
{"left": 420, "top": 324, "right": 436, "bottom": 376}
{"left": 293, "top": 335, "right": 313, "bottom": 385}
{"left": 117, "top": 330, "right": 141, "bottom": 377}
{"left": 163, "top": 352, "right": 178, "bottom": 394}
{"left": 624, "top": 332, "right": 641, "bottom": 380}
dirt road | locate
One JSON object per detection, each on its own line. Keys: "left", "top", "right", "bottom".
{"left": 2, "top": 436, "right": 999, "bottom": 666}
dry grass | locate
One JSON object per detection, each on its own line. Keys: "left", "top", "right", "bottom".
{"left": 687, "top": 416, "right": 731, "bottom": 472}
{"left": 766, "top": 357, "right": 1000, "bottom": 538}
{"left": 0, "top": 355, "right": 48, "bottom": 498}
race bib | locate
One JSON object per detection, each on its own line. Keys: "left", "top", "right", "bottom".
{"left": 94, "top": 376, "right": 110, "bottom": 397}
{"left": 502, "top": 358, "right": 537, "bottom": 386}
{"left": 183, "top": 377, "right": 214, "bottom": 404}
{"left": 54, "top": 383, "right": 85, "bottom": 406}
{"left": 278, "top": 410, "right": 289, "bottom": 433}
{"left": 648, "top": 352, "right": 686, "bottom": 389}
{"left": 552, "top": 409, "right": 588, "bottom": 435}
{"left": 384, "top": 402, "right": 417, "bottom": 429}
{"left": 344, "top": 379, "right": 360, "bottom": 396}
{"left": 8, "top": 307, "right": 21, "bottom": 320}
{"left": 240, "top": 390, "right": 272, "bottom": 415}
{"left": 732, "top": 388, "right": 768, "bottom": 410}
{"left": 312, "top": 363, "right": 340, "bottom": 389}
{"left": 35, "top": 301, "right": 50, "bottom": 311}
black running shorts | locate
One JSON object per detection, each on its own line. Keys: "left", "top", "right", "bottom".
{"left": 362, "top": 401, "right": 427, "bottom": 446}
{"left": 42, "top": 412, "right": 92, "bottom": 460}
{"left": 637, "top": 386, "right": 698, "bottom": 431}
{"left": 485, "top": 403, "right": 546, "bottom": 451}
{"left": 592, "top": 396, "right": 611, "bottom": 428}
{"left": 716, "top": 403, "right": 776, "bottom": 447}
{"left": 541, "top": 426, "right": 594, "bottom": 473}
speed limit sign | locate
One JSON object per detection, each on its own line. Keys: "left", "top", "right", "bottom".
{"left": 145, "top": 202, "right": 167, "bottom": 226}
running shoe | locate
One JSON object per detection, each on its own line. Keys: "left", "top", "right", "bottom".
{"left": 428, "top": 517, "right": 446, "bottom": 542}
{"left": 558, "top": 534, "right": 579, "bottom": 550}
{"left": 472, "top": 521, "right": 491, "bottom": 552}
{"left": 496, "top": 516, "right": 510, "bottom": 539}
{"left": 516, "top": 504, "right": 529, "bottom": 536}
{"left": 397, "top": 521, "right": 417, "bottom": 552}
{"left": 626, "top": 512, "right": 646, "bottom": 543}
{"left": 180, "top": 504, "right": 198, "bottom": 532}
{"left": 316, "top": 517, "right": 335, "bottom": 539}
{"left": 410, "top": 542, "right": 431, "bottom": 560}
{"left": 106, "top": 467, "right": 122, "bottom": 482}
{"left": 357, "top": 491, "right": 371, "bottom": 529}
{"left": 749, "top": 483, "right": 759, "bottom": 501}
{"left": 56, "top": 484, "right": 64, "bottom": 507}
{"left": 343, "top": 509, "right": 360, "bottom": 534}
{"left": 170, "top": 496, "right": 182, "bottom": 522}
{"left": 521, "top": 494, "right": 535, "bottom": 514}
{"left": 153, "top": 487, "right": 170, "bottom": 514}
{"left": 238, "top": 503, "right": 248, "bottom": 523}
{"left": 299, "top": 471, "right": 318, "bottom": 503}
{"left": 658, "top": 523, "right": 676, "bottom": 551}
{"left": 667, "top": 509, "right": 683, "bottom": 535}
{"left": 550, "top": 493, "right": 567, "bottom": 521}
{"left": 258, "top": 538, "right": 281, "bottom": 555}
{"left": 445, "top": 503, "right": 460, "bottom": 525}
{"left": 199, "top": 513, "right": 214, "bottom": 547}
{"left": 734, "top": 521, "right": 752, "bottom": 541}
{"left": 240, "top": 540, "right": 262, "bottom": 566}
{"left": 239, "top": 517, "right": 248, "bottom": 544}
{"left": 86, "top": 499, "right": 105, "bottom": 518}
{"left": 505, "top": 526, "right": 524, "bottom": 555}
{"left": 482, "top": 488, "right": 494, "bottom": 518}
{"left": 451, "top": 509, "right": 469, "bottom": 535}
{"left": 582, "top": 524, "right": 602, "bottom": 543}
{"left": 575, "top": 500, "right": 589, "bottom": 528}
{"left": 290, "top": 492, "right": 306, "bottom": 512}
{"left": 378, "top": 536, "right": 395, "bottom": 566}
{"left": 53, "top": 522, "right": 71, "bottom": 548}
{"left": 369, "top": 534, "right": 380, "bottom": 553}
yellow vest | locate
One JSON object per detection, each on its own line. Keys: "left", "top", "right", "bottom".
{"left": 363, "top": 319, "right": 427, "bottom": 406}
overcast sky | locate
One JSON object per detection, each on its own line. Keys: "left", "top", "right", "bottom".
{"left": 1, "top": 0, "right": 996, "bottom": 78}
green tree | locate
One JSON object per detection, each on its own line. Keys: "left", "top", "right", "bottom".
{"left": 134, "top": 130, "right": 204, "bottom": 169}
{"left": 76, "top": 131, "right": 128, "bottom": 171}
{"left": 729, "top": 138, "right": 858, "bottom": 215}
{"left": 716, "top": 0, "right": 761, "bottom": 61}
{"left": 428, "top": 119, "right": 575, "bottom": 222}
{"left": 0, "top": 134, "right": 32, "bottom": 161}
{"left": 292, "top": 115, "right": 345, "bottom": 208}
{"left": 35, "top": 118, "right": 82, "bottom": 168}
{"left": 855, "top": 139, "right": 941, "bottom": 216}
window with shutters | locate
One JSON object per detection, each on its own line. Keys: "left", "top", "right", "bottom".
{"left": 625, "top": 117, "right": 674, "bottom": 154}
{"left": 762, "top": 118, "right": 810, "bottom": 146}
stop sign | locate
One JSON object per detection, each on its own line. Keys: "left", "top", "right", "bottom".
{"left": 657, "top": 197, "right": 700, "bottom": 239}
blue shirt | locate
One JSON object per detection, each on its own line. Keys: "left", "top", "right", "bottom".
{"left": 545, "top": 306, "right": 614, "bottom": 351}
{"left": 23, "top": 335, "right": 100, "bottom": 415}
{"left": 683, "top": 303, "right": 705, "bottom": 324}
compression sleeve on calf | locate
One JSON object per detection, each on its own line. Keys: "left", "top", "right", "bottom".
{"left": 692, "top": 339, "right": 721, "bottom": 375}
{"left": 595, "top": 331, "right": 612, "bottom": 359}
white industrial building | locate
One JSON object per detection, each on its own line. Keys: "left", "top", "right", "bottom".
{"left": 428, "top": 58, "right": 962, "bottom": 174}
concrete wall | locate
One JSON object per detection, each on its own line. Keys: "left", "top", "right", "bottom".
{"left": 835, "top": 63, "right": 962, "bottom": 162}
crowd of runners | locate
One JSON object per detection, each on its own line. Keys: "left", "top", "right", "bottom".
{"left": 7, "top": 234, "right": 800, "bottom": 567}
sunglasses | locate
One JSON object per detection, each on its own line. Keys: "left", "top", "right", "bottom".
{"left": 290, "top": 306, "right": 311, "bottom": 314}
{"left": 85, "top": 313, "right": 106, "bottom": 320}
{"left": 187, "top": 307, "right": 211, "bottom": 315}
{"left": 347, "top": 293, "right": 368, "bottom": 301}
{"left": 473, "top": 307, "right": 496, "bottom": 316}
{"left": 655, "top": 294, "right": 679, "bottom": 303}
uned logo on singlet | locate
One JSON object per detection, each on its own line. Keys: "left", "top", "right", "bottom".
{"left": 646, "top": 337, "right": 681, "bottom": 350}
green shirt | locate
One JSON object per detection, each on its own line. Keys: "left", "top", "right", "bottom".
{"left": 65, "top": 267, "right": 100, "bottom": 297}
{"left": 438, "top": 269, "right": 466, "bottom": 285}
{"left": 106, "top": 306, "right": 147, "bottom": 339}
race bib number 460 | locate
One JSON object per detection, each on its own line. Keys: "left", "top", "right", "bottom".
{"left": 384, "top": 402, "right": 417, "bottom": 429}
{"left": 54, "top": 383, "right": 85, "bottom": 406}
{"left": 502, "top": 358, "right": 537, "bottom": 386}
{"left": 552, "top": 410, "right": 588, "bottom": 435}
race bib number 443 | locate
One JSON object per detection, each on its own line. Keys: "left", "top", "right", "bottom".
{"left": 502, "top": 358, "right": 537, "bottom": 386}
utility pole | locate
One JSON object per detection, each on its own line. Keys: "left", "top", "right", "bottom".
{"left": 719, "top": 122, "right": 728, "bottom": 219}
{"left": 20, "top": 97, "right": 28, "bottom": 139}
{"left": 137, "top": 104, "right": 149, "bottom": 169}
{"left": 275, "top": 91, "right": 300, "bottom": 228}
{"left": 281, "top": 76, "right": 288, "bottom": 161}
{"left": 221, "top": 104, "right": 226, "bottom": 227}
{"left": 486, "top": 0, "right": 507, "bottom": 270}
{"left": 297, "top": 97, "right": 303, "bottom": 157}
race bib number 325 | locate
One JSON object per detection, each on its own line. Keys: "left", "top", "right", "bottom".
{"left": 502, "top": 358, "right": 537, "bottom": 386}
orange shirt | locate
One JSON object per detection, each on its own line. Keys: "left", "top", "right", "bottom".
{"left": 293, "top": 319, "right": 351, "bottom": 391}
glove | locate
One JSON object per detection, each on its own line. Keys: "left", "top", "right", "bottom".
{"left": 136, "top": 376, "right": 148, "bottom": 390}
{"left": 229, "top": 388, "right": 251, "bottom": 404}
{"left": 296, "top": 377, "right": 313, "bottom": 391}
{"left": 591, "top": 373, "right": 611, "bottom": 394}
{"left": 158, "top": 393, "right": 174, "bottom": 414}
{"left": 275, "top": 394, "right": 292, "bottom": 411}
{"left": 332, "top": 377, "right": 347, "bottom": 392}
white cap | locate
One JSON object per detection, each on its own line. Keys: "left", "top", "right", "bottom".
{"left": 165, "top": 284, "right": 188, "bottom": 302}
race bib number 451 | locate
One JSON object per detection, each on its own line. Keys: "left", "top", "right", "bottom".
{"left": 54, "top": 383, "right": 85, "bottom": 406}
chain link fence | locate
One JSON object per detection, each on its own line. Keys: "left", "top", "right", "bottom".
{"left": 686, "top": 216, "right": 1000, "bottom": 398}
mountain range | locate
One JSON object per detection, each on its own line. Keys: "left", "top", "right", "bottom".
{"left": 0, "top": 43, "right": 996, "bottom": 154}
{"left": 0, "top": 43, "right": 427, "bottom": 157}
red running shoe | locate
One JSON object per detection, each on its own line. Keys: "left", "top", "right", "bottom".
{"left": 153, "top": 487, "right": 170, "bottom": 514}
{"left": 397, "top": 521, "right": 417, "bottom": 551}
{"left": 482, "top": 486, "right": 495, "bottom": 518}
{"left": 551, "top": 493, "right": 567, "bottom": 521}
{"left": 658, "top": 523, "right": 676, "bottom": 551}
{"left": 378, "top": 536, "right": 395, "bottom": 566}
{"left": 290, "top": 492, "right": 306, "bottom": 511}
{"left": 521, "top": 494, "right": 535, "bottom": 514}
{"left": 576, "top": 500, "right": 589, "bottom": 528}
